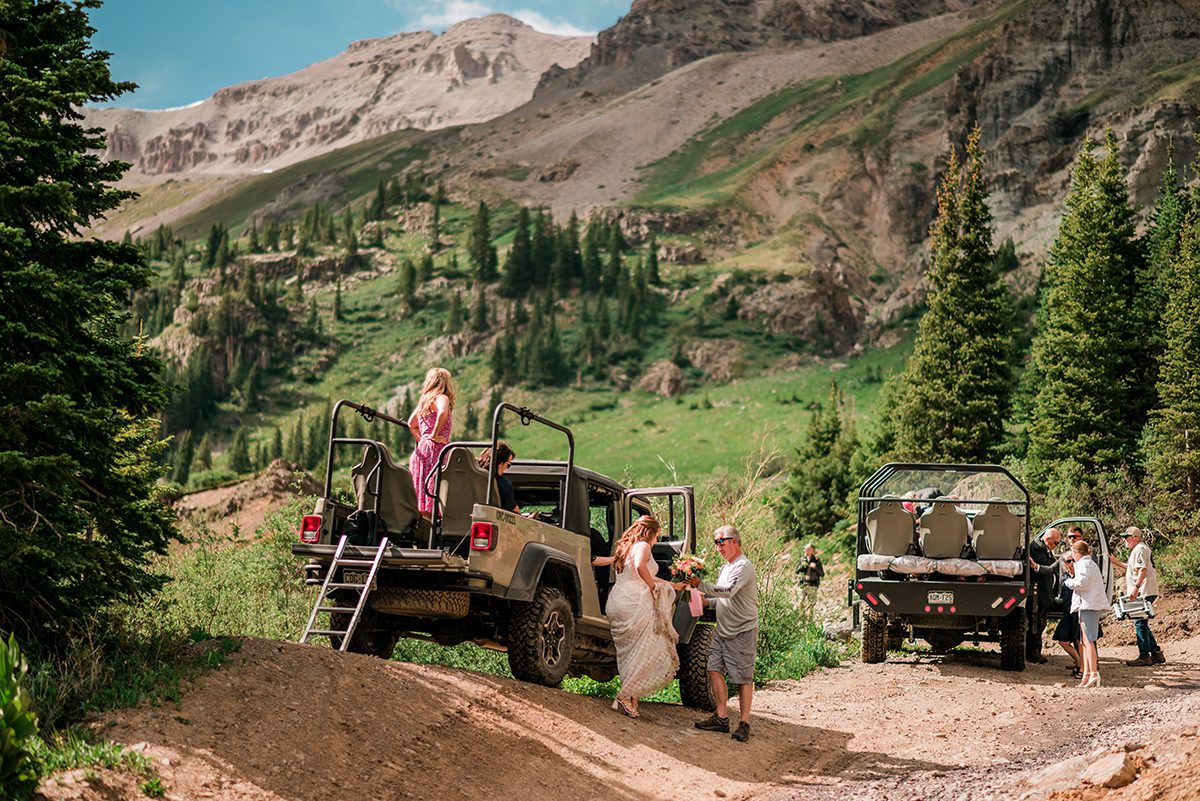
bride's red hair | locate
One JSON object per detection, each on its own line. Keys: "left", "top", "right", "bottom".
{"left": 612, "top": 515, "right": 660, "bottom": 573}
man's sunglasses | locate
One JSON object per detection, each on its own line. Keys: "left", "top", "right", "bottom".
{"left": 714, "top": 537, "right": 736, "bottom": 545}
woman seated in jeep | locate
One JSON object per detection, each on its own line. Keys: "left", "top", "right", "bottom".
{"left": 478, "top": 441, "right": 520, "bottom": 513}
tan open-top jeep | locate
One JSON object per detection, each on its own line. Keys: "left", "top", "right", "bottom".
{"left": 293, "top": 400, "right": 715, "bottom": 708}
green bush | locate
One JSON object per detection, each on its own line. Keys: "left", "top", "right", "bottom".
{"left": 1, "top": 635, "right": 40, "bottom": 800}
{"left": 1159, "top": 536, "right": 1200, "bottom": 592}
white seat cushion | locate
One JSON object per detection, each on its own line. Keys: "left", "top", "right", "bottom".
{"left": 857, "top": 553, "right": 896, "bottom": 572}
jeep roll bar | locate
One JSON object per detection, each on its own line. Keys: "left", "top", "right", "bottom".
{"left": 487, "top": 403, "right": 575, "bottom": 518}
{"left": 322, "top": 399, "right": 408, "bottom": 498}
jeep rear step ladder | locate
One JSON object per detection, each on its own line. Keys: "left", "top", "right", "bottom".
{"left": 300, "top": 534, "right": 390, "bottom": 652}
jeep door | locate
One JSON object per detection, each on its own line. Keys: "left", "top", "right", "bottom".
{"left": 622, "top": 486, "right": 698, "bottom": 641}
{"left": 1038, "top": 517, "right": 1114, "bottom": 609}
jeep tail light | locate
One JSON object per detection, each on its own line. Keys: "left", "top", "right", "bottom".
{"left": 470, "top": 521, "right": 496, "bottom": 551}
{"left": 300, "top": 515, "right": 322, "bottom": 544}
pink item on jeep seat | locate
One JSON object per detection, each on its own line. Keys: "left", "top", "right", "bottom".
{"left": 410, "top": 405, "right": 452, "bottom": 515}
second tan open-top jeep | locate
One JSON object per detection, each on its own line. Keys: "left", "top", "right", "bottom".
{"left": 294, "top": 400, "right": 715, "bottom": 709}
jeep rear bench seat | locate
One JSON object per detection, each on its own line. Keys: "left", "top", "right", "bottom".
{"left": 352, "top": 445, "right": 428, "bottom": 544}
{"left": 971, "top": 502, "right": 1022, "bottom": 560}
{"left": 437, "top": 446, "right": 500, "bottom": 545}
{"left": 918, "top": 504, "right": 969, "bottom": 558}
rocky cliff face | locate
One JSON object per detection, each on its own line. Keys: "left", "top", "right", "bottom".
{"left": 538, "top": 0, "right": 979, "bottom": 96}
{"left": 84, "top": 15, "right": 592, "bottom": 176}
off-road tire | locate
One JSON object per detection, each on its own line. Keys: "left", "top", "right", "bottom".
{"left": 329, "top": 604, "right": 400, "bottom": 659}
{"left": 861, "top": 607, "right": 888, "bottom": 664}
{"left": 678, "top": 623, "right": 716, "bottom": 711}
{"left": 925, "top": 630, "right": 965, "bottom": 654}
{"left": 369, "top": 587, "right": 470, "bottom": 618}
{"left": 508, "top": 585, "right": 576, "bottom": 685}
{"left": 999, "top": 611, "right": 1027, "bottom": 672}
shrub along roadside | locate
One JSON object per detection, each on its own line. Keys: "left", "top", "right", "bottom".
{"left": 1, "top": 635, "right": 40, "bottom": 801}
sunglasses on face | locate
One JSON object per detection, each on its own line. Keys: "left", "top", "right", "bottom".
{"left": 714, "top": 537, "right": 736, "bottom": 545}
{"left": 1063, "top": 558, "right": 1075, "bottom": 564}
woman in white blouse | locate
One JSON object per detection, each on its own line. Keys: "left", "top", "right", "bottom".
{"left": 1063, "top": 539, "right": 1107, "bottom": 688}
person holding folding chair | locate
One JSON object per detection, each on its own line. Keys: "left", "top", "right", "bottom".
{"left": 1110, "top": 526, "right": 1165, "bottom": 667}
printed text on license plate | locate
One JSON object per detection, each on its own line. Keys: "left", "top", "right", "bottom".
{"left": 343, "top": 570, "right": 372, "bottom": 586}
{"left": 927, "top": 591, "right": 953, "bottom": 604}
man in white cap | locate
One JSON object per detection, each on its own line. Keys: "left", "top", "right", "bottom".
{"left": 1109, "top": 526, "right": 1165, "bottom": 666}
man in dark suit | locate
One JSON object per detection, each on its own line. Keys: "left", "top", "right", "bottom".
{"left": 1026, "top": 527, "right": 1063, "bottom": 663}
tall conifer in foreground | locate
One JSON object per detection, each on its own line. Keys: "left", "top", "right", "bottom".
{"left": 1134, "top": 143, "right": 1189, "bottom": 415}
{"left": 889, "top": 127, "right": 1014, "bottom": 462}
{"left": 1027, "top": 131, "right": 1142, "bottom": 480}
{"left": 0, "top": 0, "right": 175, "bottom": 644}
{"left": 1143, "top": 153, "right": 1200, "bottom": 511}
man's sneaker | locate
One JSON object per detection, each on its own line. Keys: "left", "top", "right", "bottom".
{"left": 694, "top": 714, "right": 730, "bottom": 733}
{"left": 1152, "top": 650, "right": 1167, "bottom": 665}
{"left": 732, "top": 721, "right": 751, "bottom": 742}
{"left": 1126, "top": 656, "right": 1154, "bottom": 667}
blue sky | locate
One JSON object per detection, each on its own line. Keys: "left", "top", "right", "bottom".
{"left": 90, "top": 0, "right": 628, "bottom": 109}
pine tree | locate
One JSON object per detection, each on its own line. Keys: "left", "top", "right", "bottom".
{"left": 470, "top": 284, "right": 489, "bottom": 332}
{"left": 445, "top": 290, "right": 464, "bottom": 334}
{"left": 777, "top": 381, "right": 860, "bottom": 538}
{"left": 603, "top": 223, "right": 623, "bottom": 294}
{"left": 271, "top": 426, "right": 284, "bottom": 462}
{"left": 419, "top": 253, "right": 435, "bottom": 282}
{"left": 889, "top": 128, "right": 1014, "bottom": 463}
{"left": 0, "top": 0, "right": 177, "bottom": 643}
{"left": 371, "top": 178, "right": 388, "bottom": 221}
{"left": 1135, "top": 142, "right": 1190, "bottom": 415}
{"left": 1143, "top": 151, "right": 1200, "bottom": 510}
{"left": 582, "top": 219, "right": 603, "bottom": 292}
{"left": 500, "top": 207, "right": 533, "bottom": 297}
{"left": 333, "top": 269, "right": 343, "bottom": 322}
{"left": 468, "top": 201, "right": 498, "bottom": 282}
{"left": 227, "top": 428, "right": 252, "bottom": 474}
{"left": 487, "top": 387, "right": 504, "bottom": 437}
{"left": 194, "top": 432, "right": 213, "bottom": 471}
{"left": 398, "top": 258, "right": 417, "bottom": 313}
{"left": 464, "top": 405, "right": 479, "bottom": 440}
{"left": 248, "top": 220, "right": 261, "bottom": 253}
{"left": 172, "top": 430, "right": 194, "bottom": 486}
{"left": 1027, "top": 131, "right": 1142, "bottom": 478}
{"left": 645, "top": 232, "right": 661, "bottom": 285}
{"left": 531, "top": 209, "right": 554, "bottom": 287}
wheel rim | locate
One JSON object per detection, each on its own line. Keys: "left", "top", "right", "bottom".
{"left": 541, "top": 610, "right": 566, "bottom": 667}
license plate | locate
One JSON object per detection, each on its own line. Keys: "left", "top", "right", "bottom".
{"left": 343, "top": 570, "right": 373, "bottom": 588}
{"left": 928, "top": 591, "right": 954, "bottom": 604}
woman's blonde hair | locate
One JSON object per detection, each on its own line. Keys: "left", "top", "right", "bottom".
{"left": 612, "top": 515, "right": 660, "bottom": 573}
{"left": 417, "top": 367, "right": 456, "bottom": 413}
{"left": 1071, "top": 539, "right": 1091, "bottom": 557}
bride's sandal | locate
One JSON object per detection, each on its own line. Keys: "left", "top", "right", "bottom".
{"left": 614, "top": 696, "right": 639, "bottom": 718}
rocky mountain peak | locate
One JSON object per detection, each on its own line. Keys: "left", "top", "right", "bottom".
{"left": 85, "top": 16, "right": 593, "bottom": 177}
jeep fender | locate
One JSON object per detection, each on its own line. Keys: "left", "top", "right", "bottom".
{"left": 506, "top": 543, "right": 582, "bottom": 616}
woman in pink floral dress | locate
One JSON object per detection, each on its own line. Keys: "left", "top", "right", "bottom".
{"left": 407, "top": 367, "right": 455, "bottom": 518}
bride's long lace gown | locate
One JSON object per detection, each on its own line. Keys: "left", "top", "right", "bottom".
{"left": 606, "top": 552, "right": 680, "bottom": 700}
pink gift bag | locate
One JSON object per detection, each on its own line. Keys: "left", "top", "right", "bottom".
{"left": 688, "top": 588, "right": 704, "bottom": 617}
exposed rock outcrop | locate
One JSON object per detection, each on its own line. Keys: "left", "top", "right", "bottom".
{"left": 84, "top": 16, "right": 592, "bottom": 176}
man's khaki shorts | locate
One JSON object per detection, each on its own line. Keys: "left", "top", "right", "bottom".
{"left": 707, "top": 628, "right": 757, "bottom": 685}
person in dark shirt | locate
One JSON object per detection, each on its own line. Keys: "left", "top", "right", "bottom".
{"left": 797, "top": 543, "right": 824, "bottom": 603}
{"left": 477, "top": 441, "right": 519, "bottom": 513}
{"left": 1026, "top": 526, "right": 1063, "bottom": 664}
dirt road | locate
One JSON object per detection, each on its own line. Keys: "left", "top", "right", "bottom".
{"left": 38, "top": 621, "right": 1200, "bottom": 801}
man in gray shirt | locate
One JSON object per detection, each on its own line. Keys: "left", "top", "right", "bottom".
{"left": 691, "top": 524, "right": 758, "bottom": 742}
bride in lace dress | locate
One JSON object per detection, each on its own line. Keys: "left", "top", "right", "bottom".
{"left": 593, "top": 515, "right": 685, "bottom": 718}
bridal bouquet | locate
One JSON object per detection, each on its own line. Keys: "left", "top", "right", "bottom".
{"left": 670, "top": 553, "right": 708, "bottom": 583}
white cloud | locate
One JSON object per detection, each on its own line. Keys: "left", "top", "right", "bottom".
{"left": 411, "top": 0, "right": 493, "bottom": 29}
{"left": 403, "top": 1, "right": 595, "bottom": 37}
{"left": 509, "top": 9, "right": 594, "bottom": 37}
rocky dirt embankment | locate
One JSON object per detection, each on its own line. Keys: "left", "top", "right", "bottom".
{"left": 36, "top": 592, "right": 1200, "bottom": 801}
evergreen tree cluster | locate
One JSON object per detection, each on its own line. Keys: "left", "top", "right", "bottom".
{"left": 0, "top": 0, "right": 177, "bottom": 645}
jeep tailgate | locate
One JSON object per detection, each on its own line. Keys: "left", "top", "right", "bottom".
{"left": 291, "top": 543, "right": 469, "bottom": 569}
